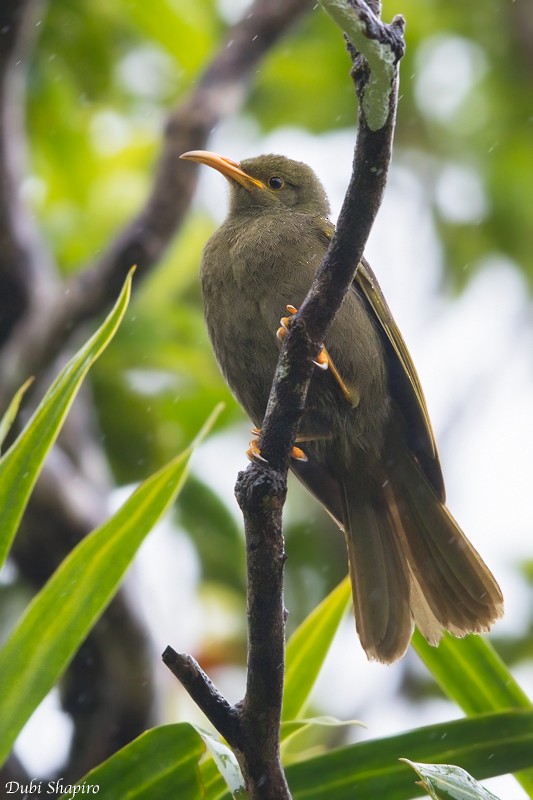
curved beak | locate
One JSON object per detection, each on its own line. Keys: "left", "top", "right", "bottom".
{"left": 180, "top": 150, "right": 264, "bottom": 191}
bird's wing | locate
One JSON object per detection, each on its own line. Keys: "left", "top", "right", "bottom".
{"left": 312, "top": 222, "right": 443, "bottom": 498}
{"left": 354, "top": 257, "right": 445, "bottom": 500}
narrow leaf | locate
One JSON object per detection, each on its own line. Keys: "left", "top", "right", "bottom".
{"left": 0, "top": 377, "right": 33, "bottom": 450}
{"left": 412, "top": 631, "right": 531, "bottom": 715}
{"left": 285, "top": 709, "right": 533, "bottom": 799}
{"left": 0, "top": 270, "right": 134, "bottom": 567}
{"left": 282, "top": 576, "right": 351, "bottom": 724}
{"left": 401, "top": 760, "right": 502, "bottom": 800}
{"left": 281, "top": 715, "right": 363, "bottom": 744}
{"left": 0, "top": 406, "right": 221, "bottom": 766}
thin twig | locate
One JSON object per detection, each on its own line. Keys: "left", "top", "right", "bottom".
{"left": 162, "top": 648, "right": 241, "bottom": 745}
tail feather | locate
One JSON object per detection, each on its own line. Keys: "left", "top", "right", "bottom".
{"left": 293, "top": 448, "right": 503, "bottom": 664}
{"left": 391, "top": 453, "right": 503, "bottom": 635}
{"left": 342, "top": 483, "right": 414, "bottom": 663}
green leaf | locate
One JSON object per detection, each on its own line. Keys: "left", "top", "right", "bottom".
{"left": 281, "top": 715, "right": 363, "bottom": 747}
{"left": 60, "top": 723, "right": 205, "bottom": 800}
{"left": 196, "top": 727, "right": 246, "bottom": 798}
{"left": 412, "top": 631, "right": 531, "bottom": 715}
{"left": 177, "top": 474, "right": 245, "bottom": 592}
{"left": 0, "top": 269, "right": 133, "bottom": 568}
{"left": 401, "top": 759, "right": 502, "bottom": 800}
{"left": 199, "top": 758, "right": 229, "bottom": 800}
{"left": 412, "top": 631, "right": 533, "bottom": 795}
{"left": 0, "top": 405, "right": 222, "bottom": 766}
{"left": 0, "top": 377, "right": 33, "bottom": 451}
{"left": 284, "top": 709, "right": 533, "bottom": 799}
{"left": 282, "top": 576, "right": 351, "bottom": 724}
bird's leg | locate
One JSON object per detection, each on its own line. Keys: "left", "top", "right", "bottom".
{"left": 248, "top": 428, "right": 307, "bottom": 463}
{"left": 276, "top": 305, "right": 359, "bottom": 408}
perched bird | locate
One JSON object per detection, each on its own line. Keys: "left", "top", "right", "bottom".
{"left": 181, "top": 150, "right": 503, "bottom": 663}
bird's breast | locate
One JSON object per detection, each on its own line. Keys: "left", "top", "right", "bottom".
{"left": 200, "top": 214, "right": 390, "bottom": 454}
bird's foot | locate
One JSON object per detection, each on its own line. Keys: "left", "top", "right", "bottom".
{"left": 248, "top": 428, "right": 308, "bottom": 463}
{"left": 276, "top": 305, "right": 358, "bottom": 408}
{"left": 320, "top": 345, "right": 359, "bottom": 407}
{"left": 246, "top": 437, "right": 268, "bottom": 463}
{"left": 276, "top": 304, "right": 298, "bottom": 341}
{"left": 276, "top": 304, "right": 330, "bottom": 372}
{"left": 312, "top": 347, "right": 329, "bottom": 370}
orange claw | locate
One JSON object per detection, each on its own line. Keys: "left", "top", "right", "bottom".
{"left": 312, "top": 347, "right": 329, "bottom": 370}
{"left": 276, "top": 320, "right": 289, "bottom": 341}
{"left": 291, "top": 445, "right": 308, "bottom": 462}
{"left": 276, "top": 304, "right": 299, "bottom": 341}
{"left": 247, "top": 438, "right": 268, "bottom": 463}
{"left": 248, "top": 428, "right": 307, "bottom": 463}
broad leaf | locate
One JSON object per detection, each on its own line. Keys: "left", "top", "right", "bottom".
{"left": 61, "top": 723, "right": 205, "bottom": 800}
{"left": 61, "top": 724, "right": 243, "bottom": 800}
{"left": 402, "top": 759, "right": 502, "bottom": 800}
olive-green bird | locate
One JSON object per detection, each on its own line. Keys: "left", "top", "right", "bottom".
{"left": 181, "top": 150, "right": 503, "bottom": 663}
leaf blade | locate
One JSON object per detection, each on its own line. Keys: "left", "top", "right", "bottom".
{"left": 401, "top": 759, "right": 502, "bottom": 800}
{"left": 285, "top": 709, "right": 533, "bottom": 800}
{"left": 282, "top": 576, "right": 351, "bottom": 724}
{"left": 0, "top": 406, "right": 221, "bottom": 766}
{"left": 0, "top": 270, "right": 134, "bottom": 568}
{"left": 61, "top": 723, "right": 205, "bottom": 800}
{"left": 0, "top": 377, "right": 33, "bottom": 450}
{"left": 412, "top": 631, "right": 533, "bottom": 794}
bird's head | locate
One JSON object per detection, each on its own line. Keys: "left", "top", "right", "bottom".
{"left": 180, "top": 150, "right": 330, "bottom": 218}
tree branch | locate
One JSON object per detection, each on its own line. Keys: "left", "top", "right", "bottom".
{"left": 162, "top": 649, "right": 241, "bottom": 745}
{"left": 0, "top": 0, "right": 58, "bottom": 347}
{"left": 163, "top": 3, "right": 405, "bottom": 798}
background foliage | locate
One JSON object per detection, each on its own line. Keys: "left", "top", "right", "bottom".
{"left": 1, "top": 0, "right": 532, "bottom": 796}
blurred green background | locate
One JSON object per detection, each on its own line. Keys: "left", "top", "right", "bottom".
{"left": 5, "top": 0, "right": 533, "bottom": 789}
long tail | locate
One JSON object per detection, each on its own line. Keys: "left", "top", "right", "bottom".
{"left": 390, "top": 451, "right": 503, "bottom": 637}
{"left": 342, "top": 481, "right": 414, "bottom": 662}
{"left": 342, "top": 455, "right": 503, "bottom": 664}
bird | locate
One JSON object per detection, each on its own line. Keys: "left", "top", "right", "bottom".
{"left": 180, "top": 149, "right": 503, "bottom": 663}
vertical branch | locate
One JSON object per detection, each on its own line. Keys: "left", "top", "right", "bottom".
{"left": 233, "top": 466, "right": 291, "bottom": 798}
{"left": 164, "top": 2, "right": 405, "bottom": 798}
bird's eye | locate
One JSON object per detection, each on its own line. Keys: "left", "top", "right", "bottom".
{"left": 268, "top": 176, "right": 284, "bottom": 190}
